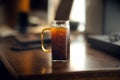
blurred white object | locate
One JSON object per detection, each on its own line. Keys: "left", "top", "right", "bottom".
{"left": 29, "top": 16, "right": 41, "bottom": 25}
{"left": 0, "top": 25, "right": 16, "bottom": 37}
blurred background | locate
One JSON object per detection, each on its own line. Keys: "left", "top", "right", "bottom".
{"left": 0, "top": 0, "right": 120, "bottom": 36}
{"left": 0, "top": 0, "right": 84, "bottom": 36}
{"left": 1, "top": 0, "right": 120, "bottom": 79}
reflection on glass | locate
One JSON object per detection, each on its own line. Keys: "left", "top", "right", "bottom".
{"left": 40, "top": 67, "right": 52, "bottom": 74}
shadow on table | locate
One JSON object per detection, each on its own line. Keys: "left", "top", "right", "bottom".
{"left": 0, "top": 60, "right": 14, "bottom": 80}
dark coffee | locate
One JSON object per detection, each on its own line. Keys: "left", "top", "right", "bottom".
{"left": 51, "top": 27, "right": 69, "bottom": 61}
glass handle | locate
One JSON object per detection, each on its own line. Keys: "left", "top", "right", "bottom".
{"left": 41, "top": 28, "right": 51, "bottom": 52}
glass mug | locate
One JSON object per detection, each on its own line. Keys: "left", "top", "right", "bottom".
{"left": 41, "top": 20, "right": 70, "bottom": 62}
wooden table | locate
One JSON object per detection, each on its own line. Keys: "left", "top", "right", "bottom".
{"left": 1, "top": 33, "right": 120, "bottom": 80}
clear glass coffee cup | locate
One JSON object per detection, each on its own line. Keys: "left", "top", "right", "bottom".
{"left": 41, "top": 20, "right": 70, "bottom": 62}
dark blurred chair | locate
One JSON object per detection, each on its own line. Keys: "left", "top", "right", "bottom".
{"left": 55, "top": 0, "right": 73, "bottom": 20}
{"left": 55, "top": 0, "right": 79, "bottom": 31}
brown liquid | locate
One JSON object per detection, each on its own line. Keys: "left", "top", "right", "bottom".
{"left": 51, "top": 27, "right": 69, "bottom": 61}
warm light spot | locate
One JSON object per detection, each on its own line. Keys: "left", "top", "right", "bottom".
{"left": 77, "top": 24, "right": 86, "bottom": 32}
{"left": 70, "top": 0, "right": 86, "bottom": 32}
{"left": 18, "top": 0, "right": 30, "bottom": 12}
{"left": 69, "top": 35, "right": 87, "bottom": 70}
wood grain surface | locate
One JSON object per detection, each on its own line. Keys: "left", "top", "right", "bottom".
{"left": 0, "top": 33, "right": 120, "bottom": 80}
